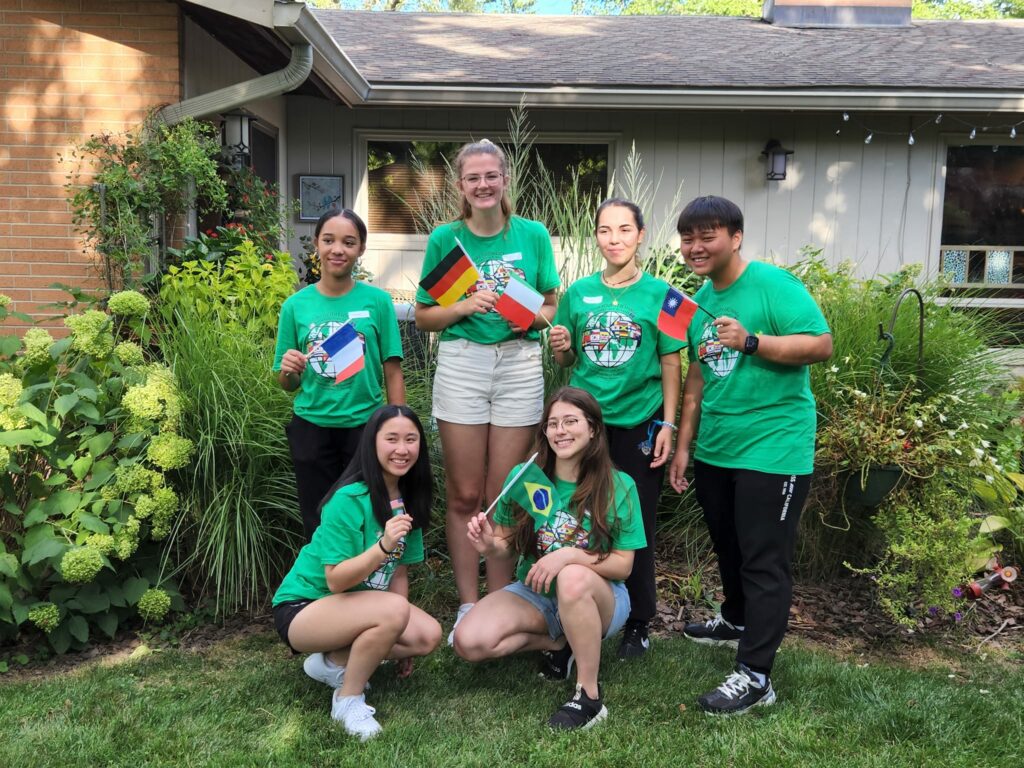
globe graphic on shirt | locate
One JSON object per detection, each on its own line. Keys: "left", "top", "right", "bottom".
{"left": 696, "top": 320, "right": 739, "bottom": 379}
{"left": 305, "top": 320, "right": 364, "bottom": 381}
{"left": 477, "top": 259, "right": 525, "bottom": 294}
{"left": 580, "top": 310, "right": 642, "bottom": 368}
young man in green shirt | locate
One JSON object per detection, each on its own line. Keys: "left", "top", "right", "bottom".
{"left": 668, "top": 196, "right": 832, "bottom": 715}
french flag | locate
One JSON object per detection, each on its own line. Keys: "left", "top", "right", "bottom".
{"left": 316, "top": 322, "right": 364, "bottom": 383}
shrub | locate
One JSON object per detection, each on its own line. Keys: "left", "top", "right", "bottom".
{"left": 0, "top": 293, "right": 187, "bottom": 652}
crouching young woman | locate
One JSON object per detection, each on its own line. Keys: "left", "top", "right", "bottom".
{"left": 271, "top": 405, "right": 442, "bottom": 741}
{"left": 452, "top": 387, "right": 645, "bottom": 730}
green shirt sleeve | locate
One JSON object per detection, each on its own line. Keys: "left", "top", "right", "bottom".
{"left": 769, "top": 270, "right": 831, "bottom": 337}
{"left": 315, "top": 487, "right": 366, "bottom": 567}
{"left": 272, "top": 295, "right": 297, "bottom": 372}
{"left": 377, "top": 291, "right": 404, "bottom": 361}
{"left": 532, "top": 221, "right": 560, "bottom": 293}
{"left": 610, "top": 472, "right": 647, "bottom": 551}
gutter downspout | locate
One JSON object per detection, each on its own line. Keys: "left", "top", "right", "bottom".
{"left": 155, "top": 42, "right": 313, "bottom": 126}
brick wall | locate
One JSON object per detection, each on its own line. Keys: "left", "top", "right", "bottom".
{"left": 0, "top": 0, "right": 180, "bottom": 333}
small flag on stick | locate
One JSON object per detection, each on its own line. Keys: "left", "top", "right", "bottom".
{"left": 506, "top": 462, "right": 560, "bottom": 519}
{"left": 419, "top": 241, "right": 480, "bottom": 307}
{"left": 495, "top": 273, "right": 545, "bottom": 331}
{"left": 657, "top": 286, "right": 703, "bottom": 341}
{"left": 309, "top": 322, "right": 364, "bottom": 383}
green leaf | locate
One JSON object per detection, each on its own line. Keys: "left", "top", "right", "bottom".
{"left": 21, "top": 525, "right": 66, "bottom": 566}
{"left": 94, "top": 612, "right": 118, "bottom": 639}
{"left": 979, "top": 515, "right": 1011, "bottom": 534}
{"left": 71, "top": 455, "right": 93, "bottom": 481}
{"left": 1007, "top": 472, "right": 1024, "bottom": 493}
{"left": 77, "top": 402, "right": 101, "bottom": 421}
{"left": 42, "top": 472, "right": 69, "bottom": 487}
{"left": 75, "top": 512, "right": 109, "bottom": 534}
{"left": 49, "top": 622, "right": 71, "bottom": 654}
{"left": 67, "top": 614, "right": 89, "bottom": 644}
{"left": 106, "top": 583, "right": 126, "bottom": 608}
{"left": 17, "top": 401, "right": 48, "bottom": 427}
{"left": 12, "top": 653, "right": 28, "bottom": 665}
{"left": 117, "top": 433, "right": 146, "bottom": 452}
{"left": 12, "top": 602, "right": 28, "bottom": 625}
{"left": 83, "top": 458, "right": 116, "bottom": 491}
{"left": 0, "top": 661, "right": 7, "bottom": 674}
{"left": 0, "top": 335, "right": 20, "bottom": 357}
{"left": 0, "top": 553, "right": 19, "bottom": 577}
{"left": 69, "top": 586, "right": 109, "bottom": 614}
{"left": 22, "top": 503, "right": 47, "bottom": 527}
{"left": 43, "top": 490, "right": 82, "bottom": 517}
{"left": 85, "top": 432, "right": 115, "bottom": 458}
{"left": 54, "top": 393, "right": 80, "bottom": 418}
{"left": 0, "top": 582, "right": 12, "bottom": 611}
{"left": 123, "top": 576, "right": 149, "bottom": 605}
{"left": 0, "top": 428, "right": 55, "bottom": 448}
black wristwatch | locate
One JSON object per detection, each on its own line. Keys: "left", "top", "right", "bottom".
{"left": 742, "top": 334, "right": 759, "bottom": 355}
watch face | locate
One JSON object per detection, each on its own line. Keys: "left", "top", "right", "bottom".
{"left": 744, "top": 335, "right": 759, "bottom": 354}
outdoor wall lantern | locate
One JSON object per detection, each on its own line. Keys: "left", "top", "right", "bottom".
{"left": 761, "top": 139, "right": 794, "bottom": 181}
{"left": 221, "top": 110, "right": 256, "bottom": 170}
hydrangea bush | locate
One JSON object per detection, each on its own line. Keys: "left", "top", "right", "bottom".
{"left": 0, "top": 291, "right": 188, "bottom": 652}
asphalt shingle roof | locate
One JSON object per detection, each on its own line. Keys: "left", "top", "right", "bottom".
{"left": 313, "top": 11, "right": 1024, "bottom": 92}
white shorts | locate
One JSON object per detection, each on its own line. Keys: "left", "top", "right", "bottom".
{"left": 432, "top": 338, "right": 544, "bottom": 427}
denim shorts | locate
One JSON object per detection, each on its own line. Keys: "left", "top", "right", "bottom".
{"left": 503, "top": 579, "right": 631, "bottom": 641}
{"left": 432, "top": 338, "right": 544, "bottom": 427}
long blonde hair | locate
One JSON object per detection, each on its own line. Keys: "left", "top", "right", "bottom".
{"left": 454, "top": 139, "right": 513, "bottom": 224}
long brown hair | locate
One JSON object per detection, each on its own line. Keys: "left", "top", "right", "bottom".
{"left": 509, "top": 387, "right": 622, "bottom": 562}
{"left": 454, "top": 139, "right": 513, "bottom": 225}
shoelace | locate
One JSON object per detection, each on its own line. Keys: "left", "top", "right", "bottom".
{"left": 716, "top": 671, "right": 753, "bottom": 699}
{"left": 706, "top": 616, "right": 732, "bottom": 631}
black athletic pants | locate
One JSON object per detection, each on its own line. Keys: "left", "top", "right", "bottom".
{"left": 693, "top": 460, "right": 810, "bottom": 674}
{"left": 285, "top": 413, "right": 364, "bottom": 542}
{"left": 607, "top": 408, "right": 666, "bottom": 626}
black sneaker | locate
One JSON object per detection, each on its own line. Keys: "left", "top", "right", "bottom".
{"left": 548, "top": 684, "right": 607, "bottom": 730}
{"left": 539, "top": 641, "right": 574, "bottom": 681}
{"left": 697, "top": 663, "right": 776, "bottom": 716}
{"left": 683, "top": 614, "right": 743, "bottom": 648}
{"left": 616, "top": 620, "right": 650, "bottom": 659}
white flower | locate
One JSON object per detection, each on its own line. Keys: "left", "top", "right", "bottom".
{"left": 948, "top": 430, "right": 956, "bottom": 438}
{"left": 969, "top": 459, "right": 981, "bottom": 467}
{"left": 896, "top": 429, "right": 906, "bottom": 437}
{"left": 914, "top": 419, "right": 924, "bottom": 428}
{"left": 954, "top": 448, "right": 962, "bottom": 456}
{"left": 938, "top": 413, "right": 947, "bottom": 423}
{"left": 981, "top": 439, "right": 991, "bottom": 448}
{"left": 852, "top": 389, "right": 867, "bottom": 399}
{"left": 830, "top": 365, "right": 839, "bottom": 373}
{"left": 959, "top": 421, "right": 969, "bottom": 431}
{"left": 985, "top": 475, "right": 995, "bottom": 484}
{"left": 974, "top": 448, "right": 985, "bottom": 459}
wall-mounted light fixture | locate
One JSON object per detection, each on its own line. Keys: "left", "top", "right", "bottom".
{"left": 221, "top": 110, "right": 257, "bottom": 170}
{"left": 761, "top": 139, "right": 794, "bottom": 181}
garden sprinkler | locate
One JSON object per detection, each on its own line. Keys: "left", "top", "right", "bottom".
{"left": 964, "top": 565, "right": 1018, "bottom": 600}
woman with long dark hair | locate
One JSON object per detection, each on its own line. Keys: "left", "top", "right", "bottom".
{"left": 271, "top": 405, "right": 440, "bottom": 741}
{"left": 274, "top": 208, "right": 404, "bottom": 541}
{"left": 452, "top": 388, "right": 645, "bottom": 730}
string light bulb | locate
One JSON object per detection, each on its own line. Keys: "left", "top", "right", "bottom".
{"left": 864, "top": 132, "right": 873, "bottom": 144}
{"left": 970, "top": 127, "right": 977, "bottom": 140}
{"left": 935, "top": 114, "right": 943, "bottom": 124}
{"left": 1012, "top": 126, "right": 1018, "bottom": 139}
{"left": 843, "top": 112, "right": 850, "bottom": 122}
{"left": 908, "top": 133, "right": 915, "bottom": 146}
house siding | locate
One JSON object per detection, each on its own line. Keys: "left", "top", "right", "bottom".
{"left": 285, "top": 97, "right": 956, "bottom": 292}
{"left": 0, "top": 0, "right": 181, "bottom": 333}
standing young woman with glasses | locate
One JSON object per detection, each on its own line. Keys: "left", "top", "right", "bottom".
{"left": 414, "top": 140, "right": 559, "bottom": 643}
{"left": 548, "top": 198, "right": 684, "bottom": 659}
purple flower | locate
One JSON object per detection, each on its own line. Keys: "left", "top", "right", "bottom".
{"left": 928, "top": 606, "right": 939, "bottom": 616}
{"left": 954, "top": 612, "right": 963, "bottom": 622}
{"left": 951, "top": 587, "right": 964, "bottom": 598}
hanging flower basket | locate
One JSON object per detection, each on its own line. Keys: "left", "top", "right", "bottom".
{"left": 843, "top": 465, "right": 905, "bottom": 507}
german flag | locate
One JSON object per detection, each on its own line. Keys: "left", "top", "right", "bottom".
{"left": 420, "top": 243, "right": 480, "bottom": 307}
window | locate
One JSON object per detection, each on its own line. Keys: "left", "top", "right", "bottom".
{"left": 366, "top": 140, "right": 609, "bottom": 235}
{"left": 939, "top": 145, "right": 1024, "bottom": 287}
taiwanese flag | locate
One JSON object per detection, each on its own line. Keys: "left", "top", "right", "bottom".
{"left": 315, "top": 322, "right": 364, "bottom": 383}
{"left": 419, "top": 242, "right": 480, "bottom": 307}
{"left": 495, "top": 273, "right": 544, "bottom": 331}
{"left": 657, "top": 286, "right": 700, "bottom": 341}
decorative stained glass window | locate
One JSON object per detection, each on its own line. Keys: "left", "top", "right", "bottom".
{"left": 941, "top": 249, "right": 968, "bottom": 284}
{"left": 985, "top": 250, "right": 1012, "bottom": 284}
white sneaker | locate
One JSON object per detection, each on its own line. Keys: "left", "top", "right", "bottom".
{"left": 331, "top": 692, "right": 382, "bottom": 741}
{"left": 447, "top": 602, "right": 475, "bottom": 646}
{"left": 304, "top": 653, "right": 346, "bottom": 688}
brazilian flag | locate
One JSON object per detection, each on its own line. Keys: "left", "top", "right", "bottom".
{"left": 508, "top": 463, "right": 561, "bottom": 518}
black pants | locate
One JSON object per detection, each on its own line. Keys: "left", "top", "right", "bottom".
{"left": 694, "top": 460, "right": 810, "bottom": 674}
{"left": 607, "top": 409, "right": 666, "bottom": 625}
{"left": 285, "top": 414, "right": 364, "bottom": 541}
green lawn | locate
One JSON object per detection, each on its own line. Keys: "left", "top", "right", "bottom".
{"left": 2, "top": 632, "right": 1022, "bottom": 768}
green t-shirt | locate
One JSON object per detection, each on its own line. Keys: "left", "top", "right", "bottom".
{"left": 493, "top": 465, "right": 647, "bottom": 597}
{"left": 554, "top": 272, "right": 686, "bottom": 427}
{"left": 272, "top": 483, "right": 424, "bottom": 604}
{"left": 273, "top": 282, "right": 403, "bottom": 428}
{"left": 687, "top": 261, "right": 830, "bottom": 475}
{"left": 415, "top": 217, "right": 560, "bottom": 345}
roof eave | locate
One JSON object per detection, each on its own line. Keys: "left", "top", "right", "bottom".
{"left": 359, "top": 84, "right": 1024, "bottom": 113}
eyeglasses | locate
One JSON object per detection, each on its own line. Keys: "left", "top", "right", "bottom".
{"left": 460, "top": 172, "right": 504, "bottom": 186}
{"left": 544, "top": 416, "right": 582, "bottom": 433}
